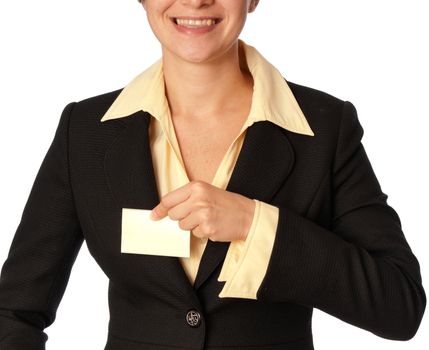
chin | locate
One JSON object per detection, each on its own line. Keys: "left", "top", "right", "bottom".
{"left": 171, "top": 46, "right": 220, "bottom": 64}
{"left": 170, "top": 41, "right": 236, "bottom": 65}
{"left": 179, "top": 52, "right": 214, "bottom": 64}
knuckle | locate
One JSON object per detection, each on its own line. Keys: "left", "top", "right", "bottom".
{"left": 201, "top": 222, "right": 215, "bottom": 236}
{"left": 191, "top": 180, "right": 206, "bottom": 191}
{"left": 201, "top": 208, "right": 212, "bottom": 221}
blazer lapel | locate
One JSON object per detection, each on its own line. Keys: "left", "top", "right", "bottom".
{"left": 104, "top": 111, "right": 295, "bottom": 293}
{"left": 103, "top": 111, "right": 197, "bottom": 298}
{"left": 104, "top": 111, "right": 159, "bottom": 209}
{"left": 193, "top": 120, "right": 295, "bottom": 290}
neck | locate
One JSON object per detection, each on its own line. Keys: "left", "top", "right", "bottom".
{"left": 162, "top": 41, "right": 253, "bottom": 121}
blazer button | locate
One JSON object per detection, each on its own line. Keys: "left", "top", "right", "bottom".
{"left": 186, "top": 309, "right": 201, "bottom": 327}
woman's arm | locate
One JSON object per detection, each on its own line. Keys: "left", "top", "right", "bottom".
{"left": 0, "top": 102, "right": 84, "bottom": 349}
{"left": 257, "top": 101, "right": 426, "bottom": 340}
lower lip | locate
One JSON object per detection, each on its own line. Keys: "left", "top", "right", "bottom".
{"left": 172, "top": 19, "right": 220, "bottom": 35}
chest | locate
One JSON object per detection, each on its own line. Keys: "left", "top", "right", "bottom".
{"left": 171, "top": 116, "right": 247, "bottom": 184}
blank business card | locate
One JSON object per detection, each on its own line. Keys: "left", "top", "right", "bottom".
{"left": 121, "top": 208, "right": 190, "bottom": 258}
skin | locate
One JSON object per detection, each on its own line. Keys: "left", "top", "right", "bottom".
{"left": 142, "top": 0, "right": 260, "bottom": 242}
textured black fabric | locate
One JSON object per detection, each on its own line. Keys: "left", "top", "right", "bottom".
{"left": 0, "top": 81, "right": 425, "bottom": 349}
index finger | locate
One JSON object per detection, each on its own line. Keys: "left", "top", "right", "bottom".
{"left": 150, "top": 181, "right": 193, "bottom": 220}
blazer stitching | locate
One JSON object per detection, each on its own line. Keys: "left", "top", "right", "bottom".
{"left": 44, "top": 102, "right": 84, "bottom": 324}
{"left": 332, "top": 100, "right": 348, "bottom": 177}
{"left": 305, "top": 168, "right": 330, "bottom": 217}
{"left": 65, "top": 102, "right": 81, "bottom": 227}
{"left": 103, "top": 122, "right": 132, "bottom": 209}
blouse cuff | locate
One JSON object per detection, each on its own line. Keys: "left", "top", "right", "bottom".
{"left": 218, "top": 199, "right": 279, "bottom": 299}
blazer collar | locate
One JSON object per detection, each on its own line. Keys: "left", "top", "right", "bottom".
{"left": 100, "top": 39, "right": 314, "bottom": 137}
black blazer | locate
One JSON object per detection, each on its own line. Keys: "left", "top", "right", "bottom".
{"left": 0, "top": 81, "right": 426, "bottom": 350}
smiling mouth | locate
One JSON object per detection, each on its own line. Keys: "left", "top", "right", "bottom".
{"left": 172, "top": 17, "right": 222, "bottom": 27}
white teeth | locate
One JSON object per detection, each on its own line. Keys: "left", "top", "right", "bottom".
{"left": 175, "top": 18, "right": 216, "bottom": 27}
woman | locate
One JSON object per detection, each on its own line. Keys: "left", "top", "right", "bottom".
{"left": 0, "top": 0, "right": 426, "bottom": 349}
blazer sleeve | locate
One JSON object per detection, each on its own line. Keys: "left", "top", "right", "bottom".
{"left": 0, "top": 102, "right": 84, "bottom": 349}
{"left": 256, "top": 101, "right": 426, "bottom": 341}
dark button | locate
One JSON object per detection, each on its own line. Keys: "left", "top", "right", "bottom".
{"left": 186, "top": 309, "right": 201, "bottom": 327}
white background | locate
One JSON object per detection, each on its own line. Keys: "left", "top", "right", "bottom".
{"left": 0, "top": 0, "right": 427, "bottom": 349}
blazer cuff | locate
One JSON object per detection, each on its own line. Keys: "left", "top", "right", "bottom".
{"left": 218, "top": 199, "right": 279, "bottom": 299}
